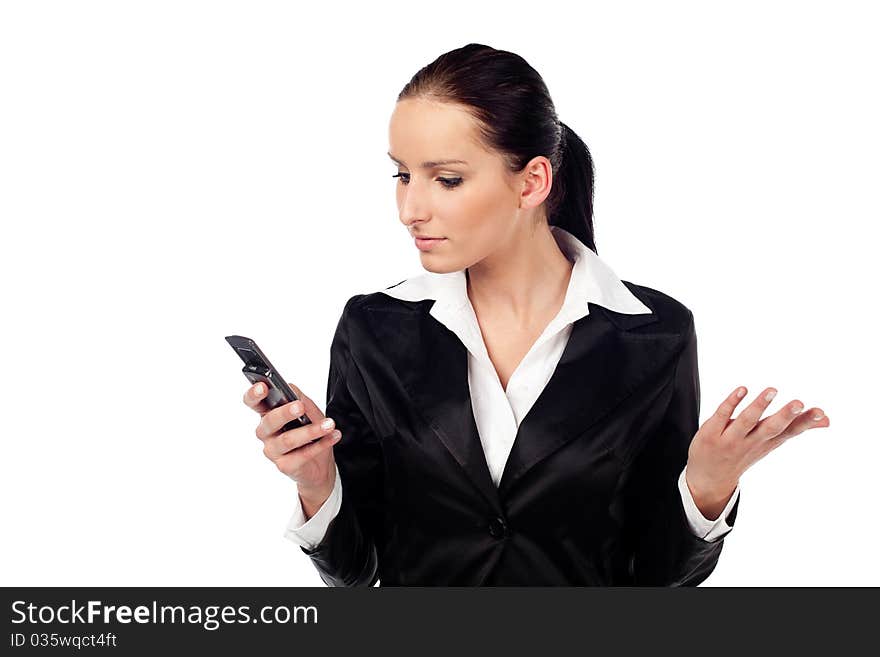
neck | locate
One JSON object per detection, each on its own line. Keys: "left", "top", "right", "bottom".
{"left": 466, "top": 223, "right": 573, "bottom": 328}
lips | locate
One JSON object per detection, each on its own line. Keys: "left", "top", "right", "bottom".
{"left": 414, "top": 236, "right": 446, "bottom": 251}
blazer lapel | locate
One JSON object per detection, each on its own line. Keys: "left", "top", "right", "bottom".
{"left": 363, "top": 298, "right": 502, "bottom": 511}
{"left": 361, "top": 288, "right": 683, "bottom": 510}
{"left": 496, "top": 299, "right": 680, "bottom": 498}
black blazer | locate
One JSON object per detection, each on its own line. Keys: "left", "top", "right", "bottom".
{"left": 299, "top": 281, "right": 740, "bottom": 586}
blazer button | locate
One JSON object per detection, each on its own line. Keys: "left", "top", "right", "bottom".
{"left": 488, "top": 516, "right": 508, "bottom": 539}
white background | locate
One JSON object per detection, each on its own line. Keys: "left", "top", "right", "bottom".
{"left": 1, "top": 0, "right": 876, "bottom": 586}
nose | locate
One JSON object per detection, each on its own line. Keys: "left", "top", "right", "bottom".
{"left": 397, "top": 179, "right": 430, "bottom": 230}
{"left": 403, "top": 217, "right": 430, "bottom": 235}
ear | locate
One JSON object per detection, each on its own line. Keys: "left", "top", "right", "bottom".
{"left": 520, "top": 155, "right": 553, "bottom": 210}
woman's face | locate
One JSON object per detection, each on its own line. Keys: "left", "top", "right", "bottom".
{"left": 388, "top": 97, "right": 543, "bottom": 274}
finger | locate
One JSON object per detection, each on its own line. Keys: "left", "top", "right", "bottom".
{"left": 745, "top": 397, "right": 807, "bottom": 442}
{"left": 725, "top": 387, "right": 781, "bottom": 440}
{"left": 266, "top": 421, "right": 340, "bottom": 461}
{"left": 704, "top": 386, "right": 749, "bottom": 437}
{"left": 265, "top": 418, "right": 336, "bottom": 459}
{"left": 255, "top": 398, "right": 308, "bottom": 440}
{"left": 273, "top": 430, "right": 342, "bottom": 474}
{"left": 763, "top": 407, "right": 830, "bottom": 446}
{"left": 287, "top": 382, "right": 323, "bottom": 422}
{"left": 243, "top": 382, "right": 273, "bottom": 415}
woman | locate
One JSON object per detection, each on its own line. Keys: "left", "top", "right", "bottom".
{"left": 244, "top": 43, "right": 829, "bottom": 586}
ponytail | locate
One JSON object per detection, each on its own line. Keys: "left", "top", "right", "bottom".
{"left": 547, "top": 121, "right": 597, "bottom": 253}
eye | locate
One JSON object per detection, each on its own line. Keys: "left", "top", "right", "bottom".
{"left": 392, "top": 172, "right": 462, "bottom": 190}
{"left": 438, "top": 177, "right": 463, "bottom": 189}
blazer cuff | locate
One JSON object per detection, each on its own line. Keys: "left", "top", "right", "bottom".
{"left": 678, "top": 463, "right": 739, "bottom": 542}
{"left": 283, "top": 463, "right": 343, "bottom": 550}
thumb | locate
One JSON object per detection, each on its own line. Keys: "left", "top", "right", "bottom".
{"left": 287, "top": 382, "right": 325, "bottom": 423}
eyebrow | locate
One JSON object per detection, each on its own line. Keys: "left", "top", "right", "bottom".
{"left": 387, "top": 152, "right": 469, "bottom": 168}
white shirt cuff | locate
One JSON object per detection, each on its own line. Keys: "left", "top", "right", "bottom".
{"left": 282, "top": 463, "right": 343, "bottom": 550}
{"left": 678, "top": 462, "right": 739, "bottom": 542}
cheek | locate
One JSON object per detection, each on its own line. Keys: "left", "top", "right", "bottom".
{"left": 458, "top": 189, "right": 514, "bottom": 243}
{"left": 451, "top": 184, "right": 509, "bottom": 230}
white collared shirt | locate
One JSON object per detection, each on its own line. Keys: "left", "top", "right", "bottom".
{"left": 284, "top": 226, "right": 740, "bottom": 551}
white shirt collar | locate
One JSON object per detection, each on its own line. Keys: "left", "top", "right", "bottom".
{"left": 380, "top": 225, "right": 653, "bottom": 323}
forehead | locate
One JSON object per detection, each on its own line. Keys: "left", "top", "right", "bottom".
{"left": 388, "top": 98, "right": 488, "bottom": 163}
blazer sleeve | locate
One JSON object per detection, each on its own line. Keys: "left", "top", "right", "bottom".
{"left": 297, "top": 295, "right": 384, "bottom": 587}
{"left": 620, "top": 311, "right": 740, "bottom": 586}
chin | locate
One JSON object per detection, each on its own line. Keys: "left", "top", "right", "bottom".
{"left": 419, "top": 259, "right": 459, "bottom": 274}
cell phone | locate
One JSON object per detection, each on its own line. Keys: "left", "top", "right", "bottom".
{"left": 225, "top": 335, "right": 312, "bottom": 435}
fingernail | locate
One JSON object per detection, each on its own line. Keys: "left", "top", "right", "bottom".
{"left": 321, "top": 418, "right": 335, "bottom": 430}
{"left": 290, "top": 401, "right": 303, "bottom": 415}
{"left": 254, "top": 383, "right": 264, "bottom": 395}
{"left": 736, "top": 387, "right": 746, "bottom": 398}
{"left": 332, "top": 430, "right": 342, "bottom": 441}
{"left": 764, "top": 389, "right": 777, "bottom": 402}
{"left": 813, "top": 413, "right": 824, "bottom": 421}
{"left": 791, "top": 403, "right": 803, "bottom": 414}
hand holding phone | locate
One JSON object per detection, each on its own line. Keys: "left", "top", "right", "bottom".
{"left": 227, "top": 335, "right": 341, "bottom": 497}
{"left": 226, "top": 335, "right": 311, "bottom": 433}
